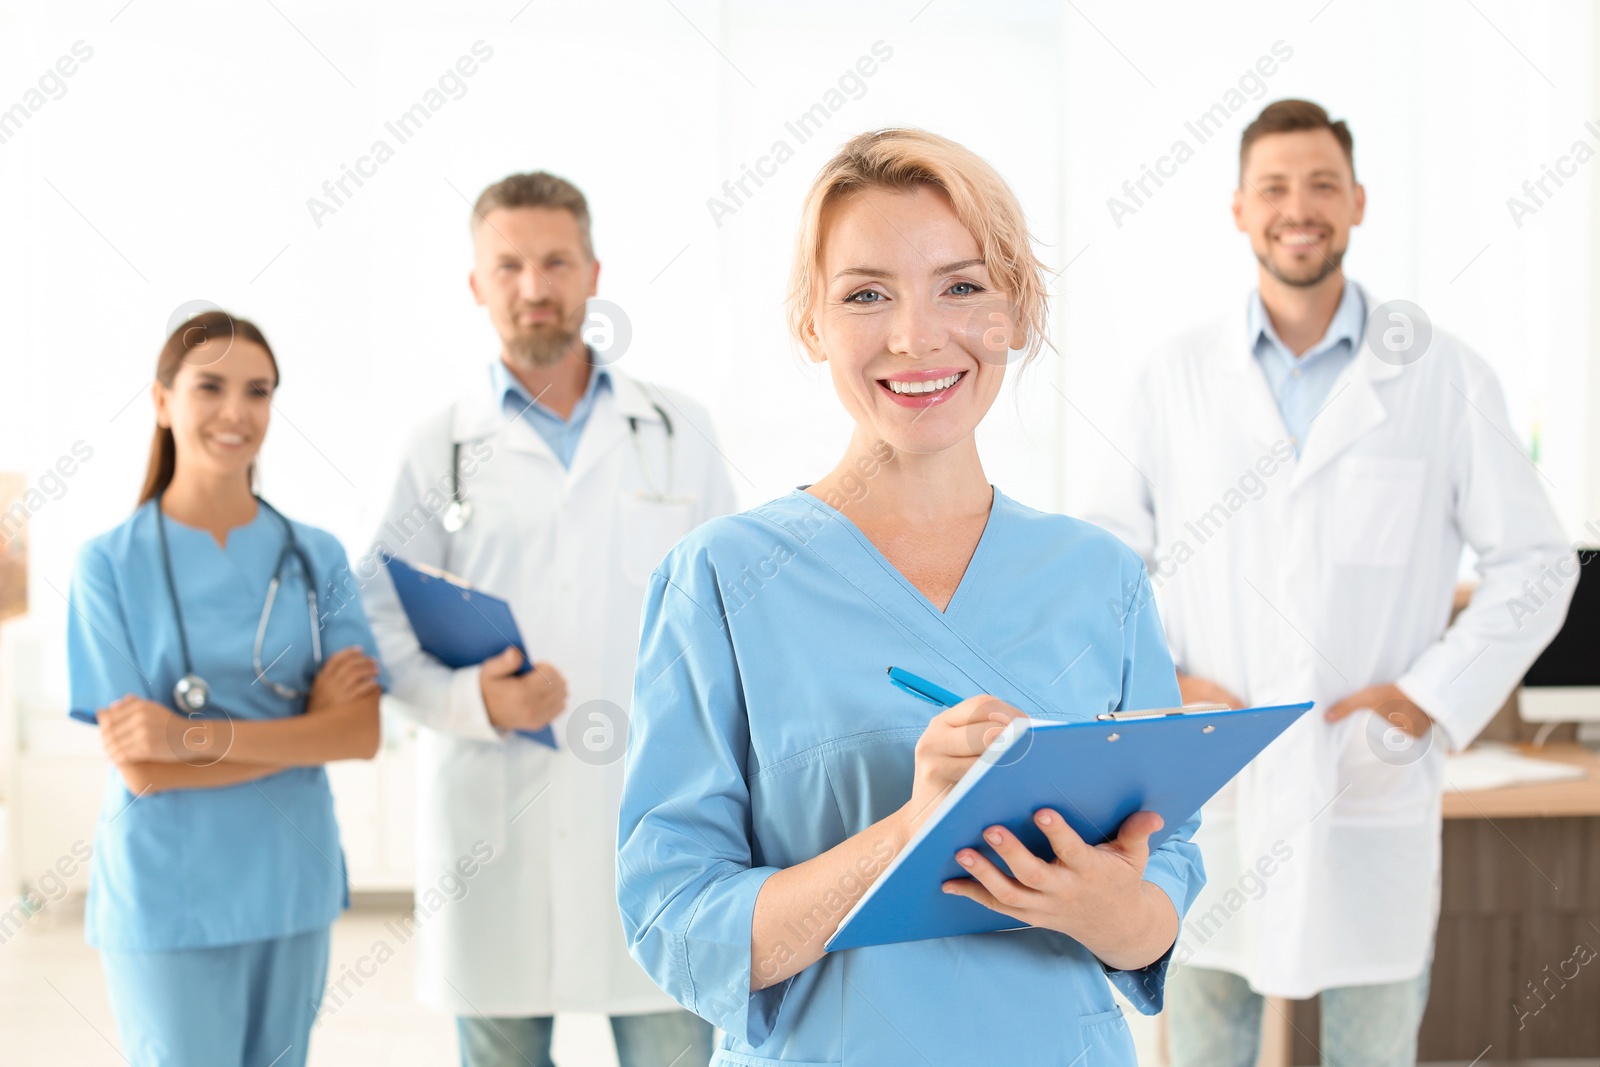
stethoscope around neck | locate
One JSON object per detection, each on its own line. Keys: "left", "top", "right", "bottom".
{"left": 440, "top": 399, "right": 679, "bottom": 534}
{"left": 156, "top": 492, "right": 322, "bottom": 713}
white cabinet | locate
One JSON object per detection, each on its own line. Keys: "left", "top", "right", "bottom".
{"left": 12, "top": 754, "right": 101, "bottom": 899}
{"left": 327, "top": 720, "right": 417, "bottom": 891}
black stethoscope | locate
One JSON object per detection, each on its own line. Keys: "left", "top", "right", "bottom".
{"left": 156, "top": 493, "right": 323, "bottom": 712}
{"left": 440, "top": 400, "right": 678, "bottom": 533}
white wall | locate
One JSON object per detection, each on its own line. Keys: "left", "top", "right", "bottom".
{"left": 2, "top": 0, "right": 1596, "bottom": 714}
{"left": 0, "top": 0, "right": 1067, "bottom": 712}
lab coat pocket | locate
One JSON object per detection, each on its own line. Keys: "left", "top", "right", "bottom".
{"left": 619, "top": 496, "right": 697, "bottom": 586}
{"left": 1332, "top": 457, "right": 1427, "bottom": 568}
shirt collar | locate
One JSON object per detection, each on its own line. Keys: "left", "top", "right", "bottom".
{"left": 1248, "top": 280, "right": 1366, "bottom": 365}
{"left": 490, "top": 353, "right": 611, "bottom": 421}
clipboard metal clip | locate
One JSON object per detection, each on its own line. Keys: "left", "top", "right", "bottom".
{"left": 1096, "top": 702, "right": 1231, "bottom": 722}
{"left": 408, "top": 559, "right": 476, "bottom": 590}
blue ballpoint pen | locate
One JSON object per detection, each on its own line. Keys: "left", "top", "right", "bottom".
{"left": 885, "top": 666, "right": 966, "bottom": 708}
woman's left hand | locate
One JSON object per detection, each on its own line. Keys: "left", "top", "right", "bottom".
{"left": 306, "top": 647, "right": 382, "bottom": 713}
{"left": 941, "top": 807, "right": 1176, "bottom": 970}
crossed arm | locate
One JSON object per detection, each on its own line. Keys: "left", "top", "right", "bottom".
{"left": 95, "top": 648, "right": 383, "bottom": 795}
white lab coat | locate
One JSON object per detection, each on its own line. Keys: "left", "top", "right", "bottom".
{"left": 1079, "top": 284, "right": 1575, "bottom": 998}
{"left": 363, "top": 366, "right": 737, "bottom": 1016}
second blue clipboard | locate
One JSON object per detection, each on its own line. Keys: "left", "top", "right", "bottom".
{"left": 825, "top": 699, "right": 1313, "bottom": 952}
{"left": 383, "top": 554, "right": 557, "bottom": 748}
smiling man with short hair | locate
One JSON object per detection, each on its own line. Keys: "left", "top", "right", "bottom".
{"left": 1081, "top": 100, "right": 1575, "bottom": 1066}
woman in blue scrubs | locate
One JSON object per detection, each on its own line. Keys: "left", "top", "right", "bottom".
{"left": 67, "top": 311, "right": 385, "bottom": 1067}
{"left": 617, "top": 129, "right": 1207, "bottom": 1066}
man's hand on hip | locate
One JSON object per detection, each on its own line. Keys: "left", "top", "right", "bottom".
{"left": 1325, "top": 682, "right": 1434, "bottom": 738}
{"left": 1176, "top": 672, "right": 1246, "bottom": 709}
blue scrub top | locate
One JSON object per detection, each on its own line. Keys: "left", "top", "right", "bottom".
{"left": 617, "top": 489, "right": 1206, "bottom": 1066}
{"left": 67, "top": 500, "right": 386, "bottom": 952}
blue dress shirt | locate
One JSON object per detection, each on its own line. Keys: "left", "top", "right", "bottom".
{"left": 1248, "top": 281, "right": 1365, "bottom": 455}
{"left": 490, "top": 356, "right": 611, "bottom": 468}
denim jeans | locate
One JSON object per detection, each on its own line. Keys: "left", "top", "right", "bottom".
{"left": 1166, "top": 964, "right": 1432, "bottom": 1067}
{"left": 456, "top": 1009, "right": 714, "bottom": 1067}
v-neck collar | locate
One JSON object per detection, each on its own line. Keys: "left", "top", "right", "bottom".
{"left": 151, "top": 498, "right": 268, "bottom": 553}
{"left": 790, "top": 486, "right": 1002, "bottom": 617}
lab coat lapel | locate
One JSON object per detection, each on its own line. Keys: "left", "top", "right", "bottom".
{"left": 1288, "top": 306, "right": 1403, "bottom": 491}
{"left": 1214, "top": 306, "right": 1295, "bottom": 457}
{"left": 1288, "top": 363, "right": 1384, "bottom": 491}
{"left": 566, "top": 372, "right": 661, "bottom": 489}
{"left": 449, "top": 392, "right": 502, "bottom": 443}
{"left": 565, "top": 387, "right": 626, "bottom": 488}
{"left": 450, "top": 391, "right": 561, "bottom": 464}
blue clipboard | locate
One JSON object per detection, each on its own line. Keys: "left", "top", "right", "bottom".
{"left": 383, "top": 554, "right": 557, "bottom": 748}
{"left": 824, "top": 698, "right": 1313, "bottom": 952}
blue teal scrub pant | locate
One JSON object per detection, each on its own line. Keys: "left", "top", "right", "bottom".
{"left": 100, "top": 926, "right": 331, "bottom": 1067}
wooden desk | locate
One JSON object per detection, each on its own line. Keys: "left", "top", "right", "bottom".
{"left": 1440, "top": 742, "right": 1600, "bottom": 819}
{"left": 1285, "top": 742, "right": 1600, "bottom": 1064}
{"left": 1271, "top": 586, "right": 1596, "bottom": 1064}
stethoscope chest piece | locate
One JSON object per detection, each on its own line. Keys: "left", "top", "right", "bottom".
{"left": 441, "top": 499, "right": 472, "bottom": 534}
{"left": 173, "top": 673, "right": 210, "bottom": 712}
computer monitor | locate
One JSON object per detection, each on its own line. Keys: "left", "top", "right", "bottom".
{"left": 1519, "top": 548, "right": 1600, "bottom": 723}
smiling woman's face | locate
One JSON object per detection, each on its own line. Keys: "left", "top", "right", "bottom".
{"left": 154, "top": 338, "right": 277, "bottom": 484}
{"left": 810, "top": 183, "right": 1017, "bottom": 456}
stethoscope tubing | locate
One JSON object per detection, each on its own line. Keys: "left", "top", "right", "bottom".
{"left": 444, "top": 400, "right": 678, "bottom": 532}
{"left": 155, "top": 493, "right": 322, "bottom": 710}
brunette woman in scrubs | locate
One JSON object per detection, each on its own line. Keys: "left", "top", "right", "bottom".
{"left": 67, "top": 312, "right": 385, "bottom": 1066}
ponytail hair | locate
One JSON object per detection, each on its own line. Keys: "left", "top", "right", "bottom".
{"left": 138, "top": 311, "right": 278, "bottom": 507}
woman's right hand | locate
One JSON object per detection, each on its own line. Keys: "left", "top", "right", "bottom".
{"left": 898, "top": 696, "right": 1027, "bottom": 839}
